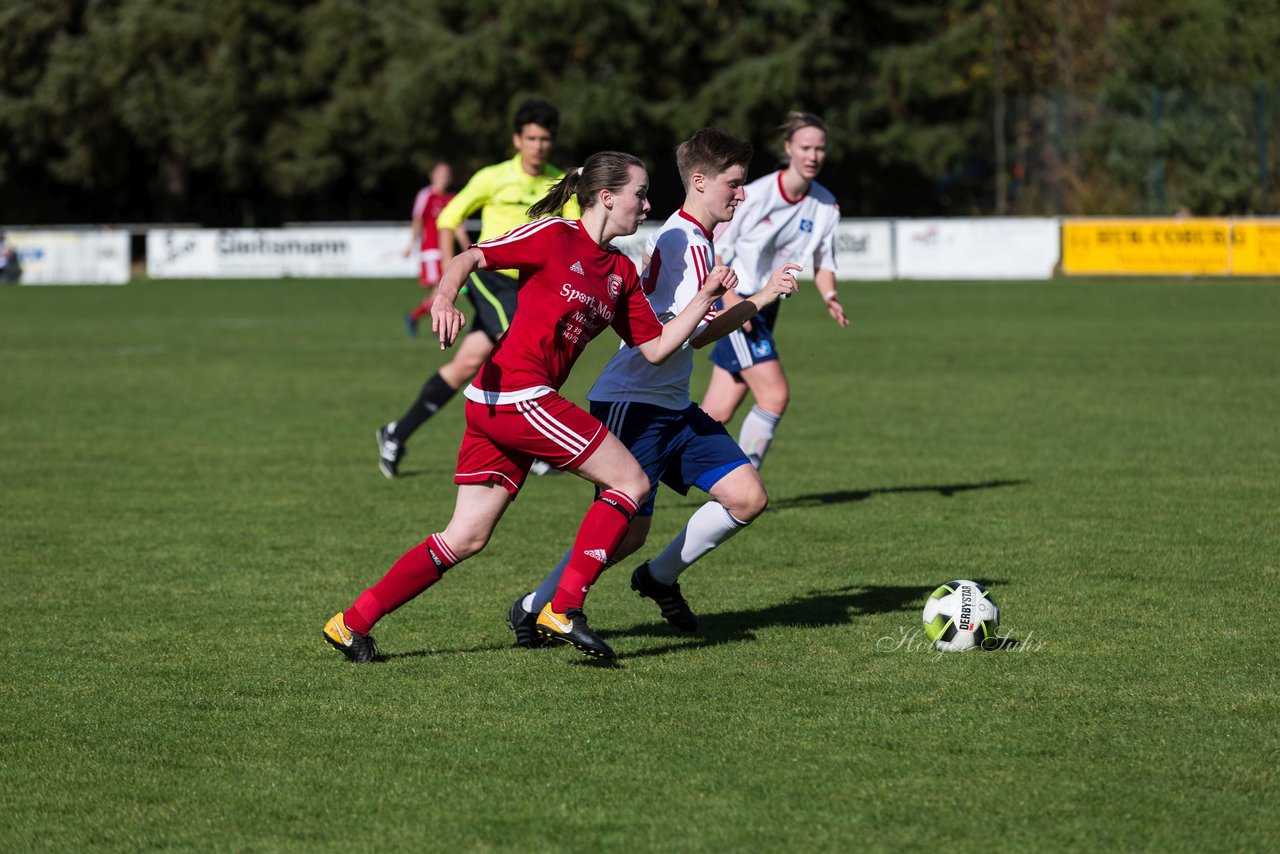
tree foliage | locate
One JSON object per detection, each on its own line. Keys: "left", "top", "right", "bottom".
{"left": 2, "top": 0, "right": 1277, "bottom": 224}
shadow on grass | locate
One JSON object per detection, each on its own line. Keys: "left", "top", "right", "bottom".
{"left": 382, "top": 641, "right": 623, "bottom": 667}
{"left": 380, "top": 641, "right": 511, "bottom": 662}
{"left": 379, "top": 578, "right": 1012, "bottom": 663}
{"left": 614, "top": 583, "right": 952, "bottom": 660}
{"left": 770, "top": 479, "right": 1028, "bottom": 510}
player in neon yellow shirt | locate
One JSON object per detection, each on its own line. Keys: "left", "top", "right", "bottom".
{"left": 378, "top": 100, "right": 579, "bottom": 477}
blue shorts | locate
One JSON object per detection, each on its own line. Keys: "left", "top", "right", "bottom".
{"left": 709, "top": 300, "right": 780, "bottom": 373}
{"left": 590, "top": 400, "right": 750, "bottom": 516}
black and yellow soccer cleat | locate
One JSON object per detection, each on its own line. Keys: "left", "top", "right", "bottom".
{"left": 631, "top": 562, "right": 698, "bottom": 632}
{"left": 535, "top": 604, "right": 615, "bottom": 660}
{"left": 323, "top": 612, "right": 379, "bottom": 664}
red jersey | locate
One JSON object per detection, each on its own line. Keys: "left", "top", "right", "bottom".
{"left": 464, "top": 218, "right": 663, "bottom": 403}
{"left": 412, "top": 187, "right": 454, "bottom": 252}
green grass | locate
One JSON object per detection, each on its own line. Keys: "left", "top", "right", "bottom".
{"left": 2, "top": 276, "right": 1277, "bottom": 851}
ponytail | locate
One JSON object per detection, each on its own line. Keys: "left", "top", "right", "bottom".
{"left": 528, "top": 153, "right": 644, "bottom": 220}
{"left": 528, "top": 168, "right": 581, "bottom": 219}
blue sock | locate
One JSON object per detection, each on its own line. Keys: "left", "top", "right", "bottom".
{"left": 531, "top": 552, "right": 571, "bottom": 613}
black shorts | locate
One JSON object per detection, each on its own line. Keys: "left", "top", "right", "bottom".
{"left": 463, "top": 270, "right": 520, "bottom": 343}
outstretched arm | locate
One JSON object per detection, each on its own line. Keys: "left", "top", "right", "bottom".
{"left": 635, "top": 266, "right": 735, "bottom": 365}
{"left": 693, "top": 264, "right": 801, "bottom": 348}
{"left": 430, "top": 248, "right": 487, "bottom": 350}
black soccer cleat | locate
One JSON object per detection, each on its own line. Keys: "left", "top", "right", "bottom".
{"left": 376, "top": 423, "right": 405, "bottom": 478}
{"left": 507, "top": 594, "right": 546, "bottom": 649}
{"left": 323, "top": 612, "right": 379, "bottom": 664}
{"left": 631, "top": 562, "right": 698, "bottom": 631}
{"left": 535, "top": 604, "right": 615, "bottom": 660}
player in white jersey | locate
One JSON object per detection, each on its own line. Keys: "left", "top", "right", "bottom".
{"left": 508, "top": 129, "right": 801, "bottom": 644}
{"left": 702, "top": 112, "right": 849, "bottom": 469}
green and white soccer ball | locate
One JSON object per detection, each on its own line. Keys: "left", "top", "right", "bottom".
{"left": 922, "top": 580, "right": 999, "bottom": 652}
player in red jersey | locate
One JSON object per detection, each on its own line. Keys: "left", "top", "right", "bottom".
{"left": 323, "top": 151, "right": 736, "bottom": 663}
{"left": 402, "top": 162, "right": 470, "bottom": 333}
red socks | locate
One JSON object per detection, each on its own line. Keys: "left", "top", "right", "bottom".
{"left": 344, "top": 534, "right": 459, "bottom": 634}
{"left": 408, "top": 295, "right": 434, "bottom": 321}
{"left": 551, "top": 489, "right": 638, "bottom": 612}
{"left": 342, "top": 487, "right": 638, "bottom": 632}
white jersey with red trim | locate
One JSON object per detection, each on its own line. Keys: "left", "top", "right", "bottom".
{"left": 715, "top": 170, "right": 840, "bottom": 296}
{"left": 587, "top": 208, "right": 718, "bottom": 409}
{"left": 463, "top": 218, "right": 663, "bottom": 404}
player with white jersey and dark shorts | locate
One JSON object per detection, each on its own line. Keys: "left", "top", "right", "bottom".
{"left": 324, "top": 151, "right": 733, "bottom": 663}
{"left": 508, "top": 129, "right": 801, "bottom": 644}
{"left": 702, "top": 112, "right": 849, "bottom": 470}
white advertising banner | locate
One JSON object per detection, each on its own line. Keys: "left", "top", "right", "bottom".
{"left": 612, "top": 221, "right": 895, "bottom": 280}
{"left": 8, "top": 230, "right": 130, "bottom": 285}
{"left": 146, "top": 228, "right": 417, "bottom": 278}
{"left": 833, "top": 220, "right": 894, "bottom": 280}
{"left": 894, "top": 218, "right": 1059, "bottom": 280}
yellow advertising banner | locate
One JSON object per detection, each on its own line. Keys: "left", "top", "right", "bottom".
{"left": 1228, "top": 219, "right": 1280, "bottom": 275}
{"left": 1062, "top": 219, "right": 1230, "bottom": 275}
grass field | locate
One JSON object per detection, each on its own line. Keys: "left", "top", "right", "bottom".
{"left": 2, "top": 275, "right": 1278, "bottom": 851}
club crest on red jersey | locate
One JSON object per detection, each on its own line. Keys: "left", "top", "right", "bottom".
{"left": 606, "top": 273, "right": 623, "bottom": 300}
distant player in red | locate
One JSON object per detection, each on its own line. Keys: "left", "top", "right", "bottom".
{"left": 403, "top": 162, "right": 470, "bottom": 332}
{"left": 323, "top": 151, "right": 735, "bottom": 663}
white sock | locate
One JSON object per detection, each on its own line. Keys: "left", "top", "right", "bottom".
{"left": 738, "top": 405, "right": 782, "bottom": 469}
{"left": 647, "top": 501, "right": 748, "bottom": 585}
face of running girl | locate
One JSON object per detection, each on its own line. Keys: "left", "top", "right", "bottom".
{"left": 604, "top": 165, "right": 651, "bottom": 236}
{"left": 700, "top": 163, "right": 748, "bottom": 225}
{"left": 784, "top": 126, "right": 827, "bottom": 181}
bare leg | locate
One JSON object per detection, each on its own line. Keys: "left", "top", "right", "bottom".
{"left": 734, "top": 359, "right": 790, "bottom": 416}
{"left": 438, "top": 482, "right": 515, "bottom": 558}
{"left": 701, "top": 365, "right": 749, "bottom": 423}
{"left": 570, "top": 429, "right": 650, "bottom": 505}
{"left": 439, "top": 330, "right": 495, "bottom": 388}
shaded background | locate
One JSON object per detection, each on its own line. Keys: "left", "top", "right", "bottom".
{"left": 3, "top": 0, "right": 1279, "bottom": 226}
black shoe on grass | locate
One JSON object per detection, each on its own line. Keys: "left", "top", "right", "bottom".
{"left": 535, "top": 604, "right": 615, "bottom": 660}
{"left": 323, "top": 612, "right": 379, "bottom": 664}
{"left": 631, "top": 562, "right": 697, "bottom": 631}
{"left": 376, "top": 423, "right": 405, "bottom": 478}
{"left": 507, "top": 594, "right": 546, "bottom": 649}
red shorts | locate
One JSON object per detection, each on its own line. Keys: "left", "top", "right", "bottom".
{"left": 455, "top": 393, "right": 608, "bottom": 496}
{"left": 419, "top": 249, "right": 443, "bottom": 286}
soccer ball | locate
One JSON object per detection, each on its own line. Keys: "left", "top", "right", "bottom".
{"left": 922, "top": 580, "right": 999, "bottom": 652}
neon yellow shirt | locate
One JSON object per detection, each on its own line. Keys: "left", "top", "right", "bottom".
{"left": 436, "top": 153, "right": 581, "bottom": 279}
